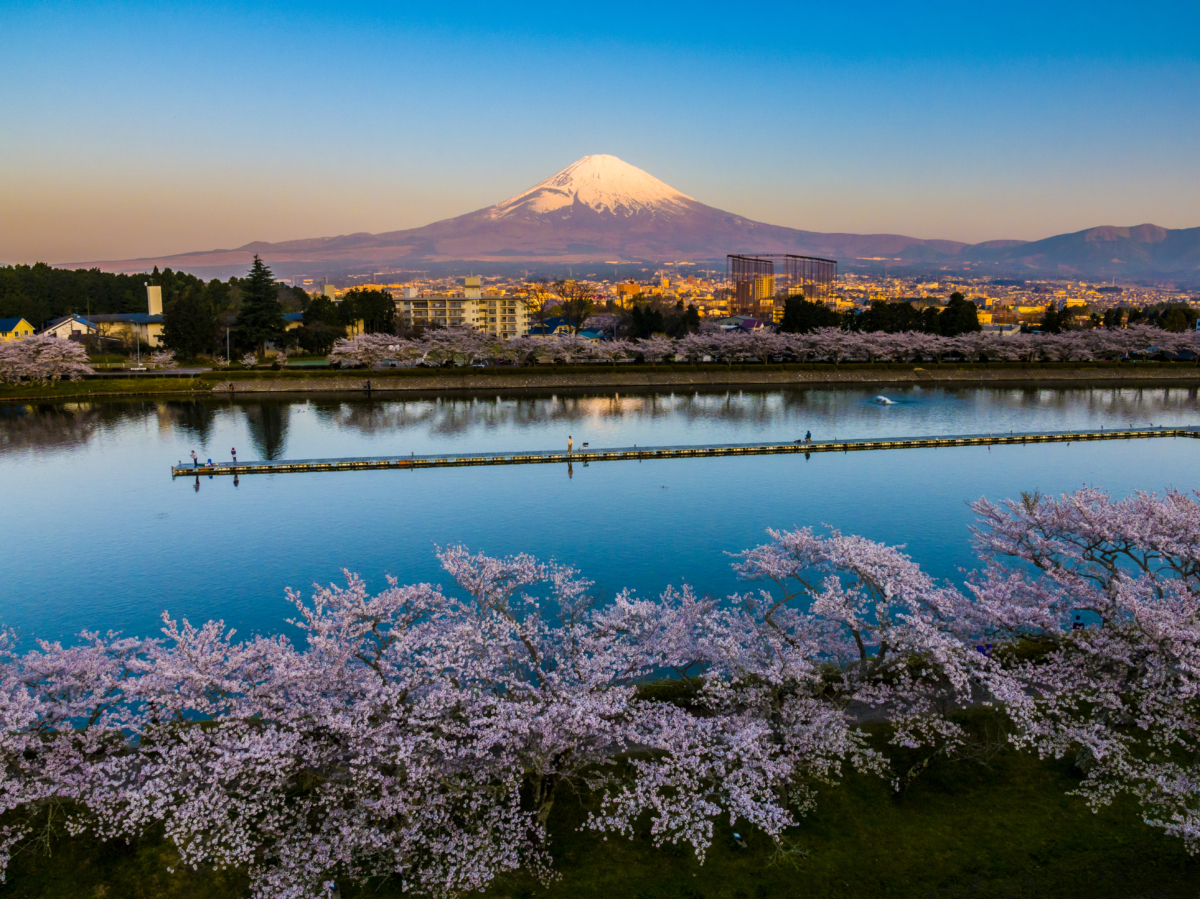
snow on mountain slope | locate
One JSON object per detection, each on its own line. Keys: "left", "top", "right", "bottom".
{"left": 489, "top": 155, "right": 696, "bottom": 219}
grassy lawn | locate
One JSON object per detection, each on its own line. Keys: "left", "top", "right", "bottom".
{"left": 6, "top": 729, "right": 1196, "bottom": 899}
{"left": 0, "top": 378, "right": 208, "bottom": 400}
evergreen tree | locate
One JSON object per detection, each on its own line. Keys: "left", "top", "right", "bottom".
{"left": 779, "top": 296, "right": 843, "bottom": 333}
{"left": 629, "top": 303, "right": 666, "bottom": 339}
{"left": 1039, "top": 304, "right": 1064, "bottom": 335}
{"left": 162, "top": 285, "right": 217, "bottom": 359}
{"left": 340, "top": 288, "right": 395, "bottom": 334}
{"left": 297, "top": 295, "right": 346, "bottom": 354}
{"left": 939, "top": 293, "right": 982, "bottom": 336}
{"left": 1158, "top": 304, "right": 1197, "bottom": 332}
{"left": 233, "top": 255, "right": 285, "bottom": 354}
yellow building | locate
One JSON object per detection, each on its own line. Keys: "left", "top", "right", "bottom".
{"left": 616, "top": 282, "right": 641, "bottom": 304}
{"left": 0, "top": 317, "right": 35, "bottom": 341}
{"left": 84, "top": 314, "right": 165, "bottom": 348}
{"left": 395, "top": 295, "right": 530, "bottom": 338}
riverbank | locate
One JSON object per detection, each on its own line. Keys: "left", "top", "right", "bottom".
{"left": 3, "top": 362, "right": 1199, "bottom": 402}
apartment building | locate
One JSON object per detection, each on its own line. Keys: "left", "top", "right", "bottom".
{"left": 395, "top": 279, "right": 530, "bottom": 337}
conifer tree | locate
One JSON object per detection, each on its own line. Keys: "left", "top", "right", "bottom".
{"left": 233, "top": 255, "right": 285, "bottom": 354}
{"left": 161, "top": 285, "right": 217, "bottom": 359}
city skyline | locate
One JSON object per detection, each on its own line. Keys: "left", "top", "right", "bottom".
{"left": 2, "top": 0, "right": 1198, "bottom": 263}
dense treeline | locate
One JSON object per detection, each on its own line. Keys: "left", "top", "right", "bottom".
{"left": 780, "top": 292, "right": 983, "bottom": 336}
{"left": 0, "top": 264, "right": 155, "bottom": 326}
{"left": 0, "top": 261, "right": 308, "bottom": 323}
{"left": 0, "top": 259, "right": 309, "bottom": 357}
{"left": 627, "top": 297, "right": 701, "bottom": 339}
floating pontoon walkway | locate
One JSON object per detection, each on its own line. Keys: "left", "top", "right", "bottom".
{"left": 171, "top": 426, "right": 1200, "bottom": 478}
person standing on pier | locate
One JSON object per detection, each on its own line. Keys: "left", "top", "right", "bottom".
{"left": 568, "top": 435, "right": 573, "bottom": 455}
{"left": 191, "top": 449, "right": 199, "bottom": 469}
{"left": 231, "top": 447, "right": 237, "bottom": 464}
{"left": 805, "top": 430, "right": 811, "bottom": 443}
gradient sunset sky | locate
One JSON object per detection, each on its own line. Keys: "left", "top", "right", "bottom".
{"left": 2, "top": 0, "right": 1198, "bottom": 264}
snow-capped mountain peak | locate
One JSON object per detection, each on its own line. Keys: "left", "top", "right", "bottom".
{"left": 489, "top": 154, "right": 695, "bottom": 220}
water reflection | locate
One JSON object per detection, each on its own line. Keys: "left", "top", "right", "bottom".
{"left": 166, "top": 400, "right": 219, "bottom": 443}
{"left": 2, "top": 384, "right": 1198, "bottom": 644}
{"left": 0, "top": 403, "right": 103, "bottom": 452}
{"left": 242, "top": 402, "right": 291, "bottom": 460}
{"left": 0, "top": 385, "right": 1196, "bottom": 461}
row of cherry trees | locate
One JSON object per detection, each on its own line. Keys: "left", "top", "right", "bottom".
{"left": 0, "top": 335, "right": 93, "bottom": 385}
{"left": 327, "top": 324, "right": 1200, "bottom": 369}
{"left": 2, "top": 488, "right": 1198, "bottom": 896}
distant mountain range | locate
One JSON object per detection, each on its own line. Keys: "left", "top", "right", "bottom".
{"left": 67, "top": 155, "right": 1200, "bottom": 281}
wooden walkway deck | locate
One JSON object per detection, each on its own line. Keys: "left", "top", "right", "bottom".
{"left": 171, "top": 426, "right": 1200, "bottom": 478}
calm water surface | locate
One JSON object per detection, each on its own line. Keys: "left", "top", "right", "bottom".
{"left": 1, "top": 384, "right": 1197, "bottom": 644}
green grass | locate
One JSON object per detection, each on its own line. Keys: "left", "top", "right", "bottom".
{"left": 6, "top": 729, "right": 1197, "bottom": 899}
{"left": 0, "top": 378, "right": 208, "bottom": 400}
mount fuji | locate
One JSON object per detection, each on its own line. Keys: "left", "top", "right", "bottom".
{"left": 67, "top": 155, "right": 1200, "bottom": 279}
{"left": 69, "top": 155, "right": 968, "bottom": 277}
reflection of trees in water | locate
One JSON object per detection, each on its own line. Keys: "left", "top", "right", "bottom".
{"left": 290, "top": 386, "right": 1200, "bottom": 443}
{"left": 3, "top": 387, "right": 1192, "bottom": 456}
{"left": 307, "top": 390, "right": 801, "bottom": 439}
{"left": 242, "top": 402, "right": 290, "bottom": 460}
{"left": 977, "top": 386, "right": 1199, "bottom": 421}
{"left": 165, "top": 401, "right": 219, "bottom": 443}
{"left": 311, "top": 399, "right": 441, "bottom": 436}
{"left": 0, "top": 399, "right": 232, "bottom": 454}
{"left": 0, "top": 403, "right": 104, "bottom": 452}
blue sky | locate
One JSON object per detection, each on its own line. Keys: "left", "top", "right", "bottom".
{"left": 1, "top": 0, "right": 1198, "bottom": 262}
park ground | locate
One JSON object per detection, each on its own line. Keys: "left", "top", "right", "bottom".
{"left": 6, "top": 716, "right": 1198, "bottom": 899}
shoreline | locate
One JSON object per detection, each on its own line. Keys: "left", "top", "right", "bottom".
{"left": 3, "top": 363, "right": 1200, "bottom": 402}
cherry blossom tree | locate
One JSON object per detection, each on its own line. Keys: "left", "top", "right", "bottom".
{"left": 966, "top": 488, "right": 1200, "bottom": 851}
{"left": 0, "top": 335, "right": 94, "bottom": 384}
{"left": 592, "top": 338, "right": 632, "bottom": 366}
{"left": 328, "top": 333, "right": 408, "bottom": 369}
{"left": 633, "top": 335, "right": 675, "bottom": 365}
{"left": 6, "top": 490, "right": 1200, "bottom": 893}
{"left": 300, "top": 323, "right": 1200, "bottom": 372}
{"left": 149, "top": 349, "right": 178, "bottom": 369}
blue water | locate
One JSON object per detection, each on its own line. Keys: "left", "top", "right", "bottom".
{"left": 1, "top": 384, "right": 1197, "bottom": 645}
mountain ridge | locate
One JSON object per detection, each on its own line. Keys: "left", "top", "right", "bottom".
{"left": 62, "top": 155, "right": 1200, "bottom": 280}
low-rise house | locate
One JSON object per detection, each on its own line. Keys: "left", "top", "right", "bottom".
{"left": 81, "top": 313, "right": 165, "bottom": 348}
{"left": 714, "top": 316, "right": 768, "bottom": 332}
{"left": 0, "top": 317, "right": 35, "bottom": 341}
{"left": 528, "top": 317, "right": 572, "bottom": 336}
{"left": 41, "top": 314, "right": 100, "bottom": 341}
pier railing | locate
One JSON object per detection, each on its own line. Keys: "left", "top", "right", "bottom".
{"left": 171, "top": 426, "right": 1200, "bottom": 478}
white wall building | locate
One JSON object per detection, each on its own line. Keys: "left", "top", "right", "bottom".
{"left": 395, "top": 279, "right": 530, "bottom": 338}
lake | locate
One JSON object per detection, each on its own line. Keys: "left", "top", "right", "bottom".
{"left": 1, "top": 383, "right": 1197, "bottom": 645}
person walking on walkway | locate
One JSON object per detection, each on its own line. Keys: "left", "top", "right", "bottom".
{"left": 231, "top": 447, "right": 237, "bottom": 464}
{"left": 568, "top": 435, "right": 573, "bottom": 455}
{"left": 191, "top": 449, "right": 199, "bottom": 468}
